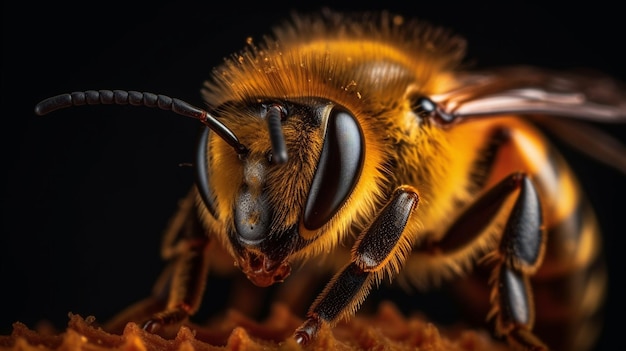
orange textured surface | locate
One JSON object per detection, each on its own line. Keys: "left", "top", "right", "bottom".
{"left": 0, "top": 302, "right": 510, "bottom": 351}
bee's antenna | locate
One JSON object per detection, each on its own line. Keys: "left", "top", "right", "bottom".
{"left": 34, "top": 90, "right": 248, "bottom": 156}
{"left": 266, "top": 104, "right": 288, "bottom": 164}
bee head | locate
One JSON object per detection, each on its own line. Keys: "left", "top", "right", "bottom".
{"left": 197, "top": 98, "right": 364, "bottom": 287}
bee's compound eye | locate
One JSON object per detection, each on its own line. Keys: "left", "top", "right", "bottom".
{"left": 303, "top": 108, "right": 364, "bottom": 230}
{"left": 195, "top": 127, "right": 217, "bottom": 217}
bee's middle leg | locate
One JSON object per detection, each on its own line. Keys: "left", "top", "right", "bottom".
{"left": 409, "top": 172, "right": 549, "bottom": 350}
{"left": 486, "top": 173, "right": 548, "bottom": 350}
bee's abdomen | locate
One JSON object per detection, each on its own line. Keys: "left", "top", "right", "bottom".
{"left": 506, "top": 127, "right": 606, "bottom": 351}
{"left": 446, "top": 118, "right": 607, "bottom": 351}
{"left": 532, "top": 192, "right": 607, "bottom": 351}
{"left": 504, "top": 127, "right": 606, "bottom": 351}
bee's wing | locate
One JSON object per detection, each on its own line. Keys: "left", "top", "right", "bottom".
{"left": 433, "top": 66, "right": 626, "bottom": 174}
{"left": 433, "top": 66, "right": 626, "bottom": 121}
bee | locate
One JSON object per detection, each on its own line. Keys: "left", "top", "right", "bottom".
{"left": 31, "top": 9, "right": 625, "bottom": 351}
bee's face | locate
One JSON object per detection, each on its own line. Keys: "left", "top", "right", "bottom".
{"left": 202, "top": 99, "right": 364, "bottom": 286}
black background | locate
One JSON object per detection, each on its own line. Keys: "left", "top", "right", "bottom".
{"left": 2, "top": 1, "right": 625, "bottom": 350}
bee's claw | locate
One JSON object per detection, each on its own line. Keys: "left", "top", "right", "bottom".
{"left": 142, "top": 319, "right": 162, "bottom": 333}
{"left": 293, "top": 332, "right": 307, "bottom": 346}
{"left": 293, "top": 316, "right": 321, "bottom": 346}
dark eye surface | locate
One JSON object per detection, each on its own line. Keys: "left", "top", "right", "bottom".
{"left": 303, "top": 108, "right": 364, "bottom": 230}
{"left": 195, "top": 127, "right": 217, "bottom": 216}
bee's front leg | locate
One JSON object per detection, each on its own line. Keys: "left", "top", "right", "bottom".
{"left": 140, "top": 234, "right": 211, "bottom": 334}
{"left": 104, "top": 189, "right": 212, "bottom": 335}
{"left": 294, "top": 186, "right": 420, "bottom": 345}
